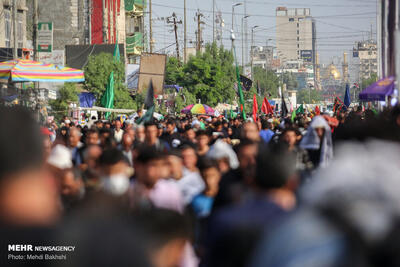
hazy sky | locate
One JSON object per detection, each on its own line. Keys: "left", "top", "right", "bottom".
{"left": 151, "top": 0, "right": 377, "bottom": 68}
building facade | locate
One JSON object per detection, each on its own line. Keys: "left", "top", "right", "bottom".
{"left": 250, "top": 45, "right": 274, "bottom": 70}
{"left": 354, "top": 40, "right": 377, "bottom": 80}
{"left": 125, "top": 0, "right": 145, "bottom": 63}
{"left": 276, "top": 7, "right": 315, "bottom": 65}
{"left": 0, "top": 0, "right": 27, "bottom": 49}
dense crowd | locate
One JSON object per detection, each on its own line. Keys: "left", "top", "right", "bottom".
{"left": 2, "top": 104, "right": 400, "bottom": 267}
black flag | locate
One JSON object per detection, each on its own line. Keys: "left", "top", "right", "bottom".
{"left": 281, "top": 94, "right": 288, "bottom": 117}
{"left": 240, "top": 75, "right": 253, "bottom": 91}
{"left": 144, "top": 79, "right": 155, "bottom": 109}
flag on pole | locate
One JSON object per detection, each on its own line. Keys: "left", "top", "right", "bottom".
{"left": 252, "top": 94, "right": 258, "bottom": 122}
{"left": 101, "top": 71, "right": 114, "bottom": 119}
{"left": 261, "top": 97, "right": 273, "bottom": 114}
{"left": 344, "top": 83, "right": 351, "bottom": 109}
{"left": 281, "top": 94, "right": 288, "bottom": 118}
{"left": 100, "top": 42, "right": 120, "bottom": 119}
{"left": 136, "top": 80, "right": 155, "bottom": 124}
{"left": 291, "top": 104, "right": 304, "bottom": 122}
{"left": 233, "top": 46, "right": 246, "bottom": 119}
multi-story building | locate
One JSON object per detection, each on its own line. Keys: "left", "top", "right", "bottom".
{"left": 250, "top": 45, "right": 274, "bottom": 70}
{"left": 0, "top": 0, "right": 27, "bottom": 51}
{"left": 125, "top": 0, "right": 145, "bottom": 63}
{"left": 276, "top": 7, "right": 316, "bottom": 66}
{"left": 354, "top": 40, "right": 377, "bottom": 80}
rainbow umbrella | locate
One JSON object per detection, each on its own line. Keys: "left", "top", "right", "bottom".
{"left": 181, "top": 104, "right": 215, "bottom": 115}
{"left": 0, "top": 59, "right": 84, "bottom": 83}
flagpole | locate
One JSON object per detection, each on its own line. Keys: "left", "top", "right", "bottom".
{"left": 233, "top": 39, "right": 246, "bottom": 119}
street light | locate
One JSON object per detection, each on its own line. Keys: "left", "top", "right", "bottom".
{"left": 251, "top": 25, "right": 259, "bottom": 80}
{"left": 241, "top": 15, "right": 250, "bottom": 71}
{"left": 231, "top": 2, "right": 243, "bottom": 51}
{"left": 266, "top": 38, "right": 272, "bottom": 71}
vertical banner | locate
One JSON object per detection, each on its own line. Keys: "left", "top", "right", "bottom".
{"left": 38, "top": 22, "right": 53, "bottom": 52}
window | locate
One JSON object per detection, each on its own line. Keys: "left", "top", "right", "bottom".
{"left": 297, "top": 37, "right": 299, "bottom": 41}
{"left": 297, "top": 23, "right": 299, "bottom": 28}
{"left": 17, "top": 12, "right": 23, "bottom": 48}
{"left": 289, "top": 18, "right": 294, "bottom": 22}
{"left": 4, "top": 9, "right": 11, "bottom": 47}
{"left": 297, "top": 30, "right": 299, "bottom": 35}
{"left": 297, "top": 44, "right": 300, "bottom": 48}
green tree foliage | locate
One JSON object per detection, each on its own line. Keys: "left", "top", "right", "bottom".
{"left": 282, "top": 72, "right": 299, "bottom": 91}
{"left": 49, "top": 83, "right": 78, "bottom": 120}
{"left": 297, "top": 88, "right": 322, "bottom": 104}
{"left": 252, "top": 66, "right": 280, "bottom": 98}
{"left": 84, "top": 53, "right": 135, "bottom": 109}
{"left": 165, "top": 43, "right": 236, "bottom": 106}
{"left": 361, "top": 73, "right": 378, "bottom": 89}
{"left": 173, "top": 89, "right": 197, "bottom": 113}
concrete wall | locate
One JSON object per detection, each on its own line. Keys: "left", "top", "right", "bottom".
{"left": 26, "top": 0, "right": 90, "bottom": 50}
{"left": 0, "top": 0, "right": 27, "bottom": 48}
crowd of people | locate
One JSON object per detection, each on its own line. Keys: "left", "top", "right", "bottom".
{"left": 2, "top": 104, "right": 400, "bottom": 267}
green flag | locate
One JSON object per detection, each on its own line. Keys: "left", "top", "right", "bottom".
{"left": 101, "top": 71, "right": 114, "bottom": 119}
{"left": 233, "top": 46, "right": 246, "bottom": 119}
{"left": 291, "top": 104, "right": 304, "bottom": 122}
{"left": 114, "top": 43, "right": 120, "bottom": 62}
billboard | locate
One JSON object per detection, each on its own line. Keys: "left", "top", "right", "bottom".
{"left": 38, "top": 22, "right": 53, "bottom": 52}
{"left": 300, "top": 50, "right": 313, "bottom": 62}
{"left": 138, "top": 53, "right": 167, "bottom": 95}
{"left": 38, "top": 50, "right": 65, "bottom": 66}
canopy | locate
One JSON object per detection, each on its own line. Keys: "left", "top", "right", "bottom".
{"left": 359, "top": 76, "right": 395, "bottom": 101}
{"left": 181, "top": 104, "right": 215, "bottom": 115}
{"left": 0, "top": 59, "right": 84, "bottom": 83}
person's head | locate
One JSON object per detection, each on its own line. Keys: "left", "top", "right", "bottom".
{"left": 180, "top": 144, "right": 198, "bottom": 171}
{"left": 256, "top": 143, "right": 297, "bottom": 191}
{"left": 315, "top": 127, "right": 325, "bottom": 140}
{"left": 135, "top": 148, "right": 165, "bottom": 189}
{"left": 95, "top": 120, "right": 103, "bottom": 129}
{"left": 145, "top": 122, "right": 159, "bottom": 145}
{"left": 198, "top": 158, "right": 221, "bottom": 197}
{"left": 122, "top": 132, "right": 133, "bottom": 149}
{"left": 136, "top": 125, "right": 146, "bottom": 142}
{"left": 166, "top": 120, "right": 176, "bottom": 134}
{"left": 126, "top": 128, "right": 136, "bottom": 141}
{"left": 99, "top": 128, "right": 115, "bottom": 149}
{"left": 61, "top": 168, "right": 85, "bottom": 201}
{"left": 69, "top": 127, "right": 82, "bottom": 148}
{"left": 132, "top": 209, "right": 191, "bottom": 267}
{"left": 196, "top": 130, "right": 210, "bottom": 149}
{"left": 83, "top": 145, "right": 102, "bottom": 170}
{"left": 184, "top": 127, "right": 196, "bottom": 143}
{"left": 242, "top": 122, "right": 260, "bottom": 142}
{"left": 86, "top": 129, "right": 99, "bottom": 146}
{"left": 115, "top": 120, "right": 122, "bottom": 130}
{"left": 98, "top": 149, "right": 131, "bottom": 196}
{"left": 281, "top": 127, "right": 298, "bottom": 148}
{"left": 166, "top": 150, "right": 184, "bottom": 180}
{"left": 236, "top": 139, "right": 258, "bottom": 171}
{"left": 0, "top": 106, "right": 59, "bottom": 226}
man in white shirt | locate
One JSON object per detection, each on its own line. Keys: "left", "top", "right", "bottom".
{"left": 113, "top": 119, "right": 124, "bottom": 143}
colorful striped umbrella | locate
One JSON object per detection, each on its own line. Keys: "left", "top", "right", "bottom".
{"left": 0, "top": 59, "right": 84, "bottom": 83}
{"left": 181, "top": 104, "right": 215, "bottom": 115}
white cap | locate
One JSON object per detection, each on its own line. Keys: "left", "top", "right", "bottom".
{"left": 47, "top": 144, "right": 73, "bottom": 169}
{"left": 207, "top": 139, "right": 239, "bottom": 169}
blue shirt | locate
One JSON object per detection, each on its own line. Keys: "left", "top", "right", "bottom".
{"left": 260, "top": 129, "right": 275, "bottom": 143}
{"left": 191, "top": 194, "right": 214, "bottom": 218}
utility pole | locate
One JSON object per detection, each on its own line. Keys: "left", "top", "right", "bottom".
{"left": 167, "top": 13, "right": 182, "bottom": 61}
{"left": 102, "top": 0, "right": 107, "bottom": 43}
{"left": 212, "top": 0, "right": 215, "bottom": 43}
{"left": 184, "top": 0, "right": 187, "bottom": 62}
{"left": 149, "top": 0, "right": 153, "bottom": 53}
{"left": 12, "top": 0, "right": 18, "bottom": 59}
{"left": 231, "top": 3, "right": 243, "bottom": 51}
{"left": 196, "top": 10, "right": 204, "bottom": 52}
{"left": 33, "top": 0, "right": 38, "bottom": 60}
{"left": 251, "top": 26, "right": 259, "bottom": 80}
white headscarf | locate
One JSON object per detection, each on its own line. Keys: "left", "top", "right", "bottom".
{"left": 300, "top": 116, "right": 333, "bottom": 168}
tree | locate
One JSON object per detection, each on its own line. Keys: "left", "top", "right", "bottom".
{"left": 297, "top": 88, "right": 322, "bottom": 104}
{"left": 49, "top": 83, "right": 79, "bottom": 120}
{"left": 173, "top": 89, "right": 196, "bottom": 113}
{"left": 84, "top": 53, "right": 135, "bottom": 109}
{"left": 361, "top": 73, "right": 378, "bottom": 89}
{"left": 252, "top": 66, "right": 280, "bottom": 98}
{"left": 165, "top": 42, "right": 236, "bottom": 107}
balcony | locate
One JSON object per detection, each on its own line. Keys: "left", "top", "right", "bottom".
{"left": 126, "top": 33, "right": 144, "bottom": 55}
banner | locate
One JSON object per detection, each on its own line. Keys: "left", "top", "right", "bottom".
{"left": 38, "top": 22, "right": 53, "bottom": 52}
